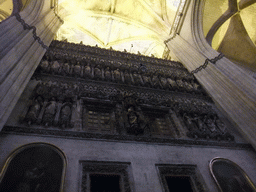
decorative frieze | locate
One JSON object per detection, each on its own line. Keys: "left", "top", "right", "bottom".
{"left": 18, "top": 79, "right": 234, "bottom": 141}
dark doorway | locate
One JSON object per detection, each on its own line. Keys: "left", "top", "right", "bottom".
{"left": 165, "top": 176, "right": 193, "bottom": 192}
{"left": 90, "top": 174, "right": 121, "bottom": 192}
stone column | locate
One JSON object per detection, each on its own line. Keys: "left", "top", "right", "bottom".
{"left": 166, "top": 0, "right": 256, "bottom": 149}
{"left": 0, "top": 0, "right": 63, "bottom": 129}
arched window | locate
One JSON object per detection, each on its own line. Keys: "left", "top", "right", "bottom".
{"left": 209, "top": 157, "right": 256, "bottom": 192}
{"left": 0, "top": 143, "right": 66, "bottom": 192}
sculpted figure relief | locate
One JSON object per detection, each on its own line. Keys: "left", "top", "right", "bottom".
{"left": 94, "top": 66, "right": 102, "bottom": 80}
{"left": 73, "top": 62, "right": 82, "bottom": 77}
{"left": 159, "top": 76, "right": 168, "bottom": 89}
{"left": 84, "top": 63, "right": 92, "bottom": 79}
{"left": 39, "top": 60, "right": 49, "bottom": 72}
{"left": 142, "top": 74, "right": 151, "bottom": 87}
{"left": 124, "top": 70, "right": 132, "bottom": 84}
{"left": 183, "top": 113, "right": 199, "bottom": 138}
{"left": 132, "top": 72, "right": 143, "bottom": 86}
{"left": 26, "top": 97, "right": 43, "bottom": 125}
{"left": 59, "top": 104, "right": 72, "bottom": 128}
{"left": 104, "top": 67, "right": 112, "bottom": 81}
{"left": 113, "top": 68, "right": 121, "bottom": 82}
{"left": 62, "top": 63, "right": 70, "bottom": 76}
{"left": 43, "top": 98, "right": 57, "bottom": 126}
{"left": 51, "top": 61, "right": 60, "bottom": 74}
{"left": 167, "top": 78, "right": 177, "bottom": 90}
{"left": 151, "top": 75, "right": 161, "bottom": 88}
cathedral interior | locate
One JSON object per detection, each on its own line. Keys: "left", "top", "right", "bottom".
{"left": 0, "top": 0, "right": 256, "bottom": 191}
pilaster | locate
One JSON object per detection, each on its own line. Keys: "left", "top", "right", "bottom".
{"left": 0, "top": 0, "right": 63, "bottom": 129}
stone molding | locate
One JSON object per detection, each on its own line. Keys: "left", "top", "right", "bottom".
{"left": 1, "top": 126, "right": 252, "bottom": 150}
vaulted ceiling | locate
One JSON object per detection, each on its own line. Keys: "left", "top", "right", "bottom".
{"left": 203, "top": 0, "right": 256, "bottom": 71}
{"left": 56, "top": 0, "right": 181, "bottom": 58}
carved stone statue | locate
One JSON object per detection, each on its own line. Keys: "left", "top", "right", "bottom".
{"left": 84, "top": 64, "right": 91, "bottom": 79}
{"left": 183, "top": 81, "right": 194, "bottom": 92}
{"left": 167, "top": 78, "right": 177, "bottom": 90}
{"left": 151, "top": 75, "right": 161, "bottom": 88}
{"left": 215, "top": 118, "right": 234, "bottom": 140}
{"left": 94, "top": 66, "right": 102, "bottom": 80}
{"left": 26, "top": 97, "right": 43, "bottom": 125}
{"left": 176, "top": 79, "right": 185, "bottom": 91}
{"left": 191, "top": 80, "right": 201, "bottom": 93}
{"left": 132, "top": 72, "right": 143, "bottom": 86}
{"left": 124, "top": 70, "right": 132, "bottom": 84}
{"left": 123, "top": 95, "right": 147, "bottom": 135}
{"left": 73, "top": 63, "right": 81, "bottom": 77}
{"left": 183, "top": 113, "right": 198, "bottom": 138}
{"left": 142, "top": 74, "right": 151, "bottom": 87}
{"left": 39, "top": 60, "right": 49, "bottom": 72}
{"left": 159, "top": 76, "right": 168, "bottom": 89}
{"left": 113, "top": 68, "right": 121, "bottom": 82}
{"left": 62, "top": 63, "right": 70, "bottom": 76}
{"left": 104, "top": 67, "right": 112, "bottom": 81}
{"left": 51, "top": 61, "right": 60, "bottom": 74}
{"left": 43, "top": 98, "right": 57, "bottom": 126}
{"left": 59, "top": 104, "right": 72, "bottom": 128}
{"left": 114, "top": 104, "right": 125, "bottom": 134}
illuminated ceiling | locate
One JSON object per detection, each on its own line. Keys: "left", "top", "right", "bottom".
{"left": 57, "top": 0, "right": 181, "bottom": 58}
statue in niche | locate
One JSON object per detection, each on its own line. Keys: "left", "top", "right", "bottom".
{"left": 73, "top": 62, "right": 81, "bottom": 77}
{"left": 113, "top": 104, "right": 125, "bottom": 134}
{"left": 159, "top": 76, "right": 168, "bottom": 89}
{"left": 124, "top": 70, "right": 132, "bottom": 84}
{"left": 183, "top": 113, "right": 199, "bottom": 138}
{"left": 151, "top": 75, "right": 161, "bottom": 88}
{"left": 84, "top": 63, "right": 91, "bottom": 79}
{"left": 194, "top": 114, "right": 207, "bottom": 138}
{"left": 25, "top": 96, "right": 44, "bottom": 125}
{"left": 51, "top": 61, "right": 60, "bottom": 74}
{"left": 205, "top": 116, "right": 219, "bottom": 139}
{"left": 215, "top": 118, "right": 234, "bottom": 141}
{"left": 191, "top": 80, "right": 201, "bottom": 93}
{"left": 176, "top": 79, "right": 185, "bottom": 91}
{"left": 62, "top": 62, "right": 70, "bottom": 76}
{"left": 167, "top": 77, "right": 177, "bottom": 91}
{"left": 132, "top": 72, "right": 143, "bottom": 86}
{"left": 42, "top": 98, "right": 57, "bottom": 126}
{"left": 113, "top": 68, "right": 121, "bottom": 82}
{"left": 215, "top": 118, "right": 227, "bottom": 134}
{"left": 94, "top": 65, "right": 102, "bottom": 80}
{"left": 104, "top": 67, "right": 112, "bottom": 81}
{"left": 183, "top": 80, "right": 194, "bottom": 92}
{"left": 142, "top": 74, "right": 151, "bottom": 87}
{"left": 123, "top": 95, "right": 148, "bottom": 135}
{"left": 35, "top": 82, "right": 48, "bottom": 96}
{"left": 59, "top": 104, "right": 72, "bottom": 128}
{"left": 39, "top": 60, "right": 49, "bottom": 72}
